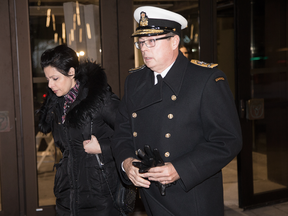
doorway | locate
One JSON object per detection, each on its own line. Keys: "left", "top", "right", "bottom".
{"left": 216, "top": 0, "right": 238, "bottom": 209}
{"left": 236, "top": 0, "right": 288, "bottom": 209}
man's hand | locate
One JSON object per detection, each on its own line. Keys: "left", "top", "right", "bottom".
{"left": 132, "top": 145, "right": 164, "bottom": 173}
{"left": 83, "top": 135, "right": 102, "bottom": 154}
{"left": 123, "top": 157, "right": 151, "bottom": 188}
{"left": 141, "top": 162, "right": 180, "bottom": 185}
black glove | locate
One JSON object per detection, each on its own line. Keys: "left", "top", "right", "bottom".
{"left": 132, "top": 145, "right": 176, "bottom": 196}
{"left": 155, "top": 181, "right": 176, "bottom": 196}
{"left": 132, "top": 145, "right": 164, "bottom": 173}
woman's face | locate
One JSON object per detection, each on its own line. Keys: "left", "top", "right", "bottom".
{"left": 44, "top": 66, "right": 76, "bottom": 97}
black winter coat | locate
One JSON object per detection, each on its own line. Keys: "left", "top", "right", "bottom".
{"left": 112, "top": 53, "right": 242, "bottom": 216}
{"left": 39, "top": 61, "right": 120, "bottom": 216}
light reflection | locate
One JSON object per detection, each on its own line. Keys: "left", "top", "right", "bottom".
{"left": 46, "top": 9, "right": 51, "bottom": 27}
{"left": 70, "top": 29, "right": 74, "bottom": 41}
{"left": 79, "top": 28, "right": 82, "bottom": 42}
{"left": 62, "top": 23, "right": 66, "bottom": 43}
{"left": 86, "top": 23, "right": 91, "bottom": 39}
{"left": 76, "top": 1, "right": 81, "bottom": 26}
{"left": 52, "top": 14, "right": 56, "bottom": 31}
{"left": 76, "top": 51, "right": 85, "bottom": 57}
{"left": 73, "top": 14, "right": 76, "bottom": 30}
{"left": 54, "top": 33, "right": 58, "bottom": 43}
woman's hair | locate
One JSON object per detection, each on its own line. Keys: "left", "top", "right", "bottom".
{"left": 40, "top": 45, "right": 79, "bottom": 77}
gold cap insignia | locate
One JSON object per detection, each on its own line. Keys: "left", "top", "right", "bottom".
{"left": 139, "top": 11, "right": 148, "bottom": 27}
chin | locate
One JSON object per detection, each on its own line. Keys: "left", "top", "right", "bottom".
{"left": 56, "top": 92, "right": 64, "bottom": 97}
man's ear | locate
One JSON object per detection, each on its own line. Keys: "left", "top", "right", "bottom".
{"left": 68, "top": 67, "right": 75, "bottom": 77}
{"left": 172, "top": 35, "right": 180, "bottom": 50}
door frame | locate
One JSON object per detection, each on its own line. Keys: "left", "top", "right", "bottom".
{"left": 7, "top": 0, "right": 285, "bottom": 214}
{"left": 1, "top": 0, "right": 233, "bottom": 214}
{"left": 235, "top": 0, "right": 288, "bottom": 209}
{"left": 0, "top": 1, "right": 21, "bottom": 215}
{"left": 1, "top": 0, "right": 133, "bottom": 215}
{"left": 4, "top": 0, "right": 44, "bottom": 215}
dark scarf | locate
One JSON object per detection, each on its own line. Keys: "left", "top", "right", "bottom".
{"left": 62, "top": 80, "right": 80, "bottom": 123}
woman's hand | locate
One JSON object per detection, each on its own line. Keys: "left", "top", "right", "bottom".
{"left": 83, "top": 135, "right": 102, "bottom": 154}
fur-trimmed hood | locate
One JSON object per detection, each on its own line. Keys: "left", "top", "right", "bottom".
{"left": 38, "top": 61, "right": 109, "bottom": 133}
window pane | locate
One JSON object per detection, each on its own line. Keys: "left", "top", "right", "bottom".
{"left": 251, "top": 0, "right": 288, "bottom": 194}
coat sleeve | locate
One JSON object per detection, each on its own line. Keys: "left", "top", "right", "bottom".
{"left": 111, "top": 76, "right": 138, "bottom": 184}
{"left": 172, "top": 69, "right": 242, "bottom": 192}
{"left": 94, "top": 90, "right": 120, "bottom": 164}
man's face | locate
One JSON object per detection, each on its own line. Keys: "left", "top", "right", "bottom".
{"left": 138, "top": 34, "right": 178, "bottom": 73}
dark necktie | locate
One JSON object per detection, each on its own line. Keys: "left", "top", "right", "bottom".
{"left": 156, "top": 74, "right": 162, "bottom": 85}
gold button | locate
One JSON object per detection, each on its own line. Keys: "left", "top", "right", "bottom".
{"left": 132, "top": 112, "right": 137, "bottom": 118}
{"left": 165, "top": 133, "right": 171, "bottom": 138}
{"left": 133, "top": 132, "right": 137, "bottom": 137}
{"left": 171, "top": 95, "right": 177, "bottom": 101}
{"left": 168, "top": 114, "right": 174, "bottom": 119}
{"left": 165, "top": 152, "right": 170, "bottom": 157}
{"left": 135, "top": 150, "right": 138, "bottom": 155}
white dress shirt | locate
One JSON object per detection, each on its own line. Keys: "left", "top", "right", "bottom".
{"left": 153, "top": 62, "right": 174, "bottom": 85}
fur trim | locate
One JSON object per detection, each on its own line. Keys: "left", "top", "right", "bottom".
{"left": 66, "top": 61, "right": 108, "bottom": 128}
{"left": 38, "top": 60, "right": 109, "bottom": 132}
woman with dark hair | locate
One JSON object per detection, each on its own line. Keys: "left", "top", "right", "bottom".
{"left": 38, "top": 45, "right": 120, "bottom": 216}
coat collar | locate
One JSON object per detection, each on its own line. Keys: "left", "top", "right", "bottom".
{"left": 65, "top": 62, "right": 107, "bottom": 127}
{"left": 163, "top": 52, "right": 188, "bottom": 96}
{"left": 131, "top": 52, "right": 188, "bottom": 111}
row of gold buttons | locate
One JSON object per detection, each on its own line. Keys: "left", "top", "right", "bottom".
{"left": 132, "top": 94, "right": 177, "bottom": 158}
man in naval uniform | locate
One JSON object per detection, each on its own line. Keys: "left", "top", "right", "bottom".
{"left": 112, "top": 6, "right": 242, "bottom": 216}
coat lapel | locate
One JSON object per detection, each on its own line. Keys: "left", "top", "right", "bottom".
{"left": 130, "top": 68, "right": 163, "bottom": 111}
{"left": 130, "top": 53, "right": 189, "bottom": 111}
{"left": 163, "top": 52, "right": 188, "bottom": 96}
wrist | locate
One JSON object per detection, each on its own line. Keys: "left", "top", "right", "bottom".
{"left": 123, "top": 157, "right": 134, "bottom": 172}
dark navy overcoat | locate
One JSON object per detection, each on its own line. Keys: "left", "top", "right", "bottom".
{"left": 112, "top": 52, "right": 242, "bottom": 216}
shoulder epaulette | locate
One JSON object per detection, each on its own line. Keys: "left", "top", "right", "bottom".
{"left": 129, "top": 65, "right": 146, "bottom": 73}
{"left": 191, "top": 59, "right": 218, "bottom": 68}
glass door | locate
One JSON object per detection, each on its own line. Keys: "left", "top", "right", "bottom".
{"left": 250, "top": 0, "right": 288, "bottom": 198}
{"left": 237, "top": 0, "right": 288, "bottom": 209}
{"left": 28, "top": 0, "right": 101, "bottom": 209}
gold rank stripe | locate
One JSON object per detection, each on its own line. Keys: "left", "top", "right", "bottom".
{"left": 132, "top": 29, "right": 164, "bottom": 36}
{"left": 215, "top": 77, "right": 225, "bottom": 82}
{"left": 129, "top": 64, "right": 146, "bottom": 73}
{"left": 191, "top": 59, "right": 218, "bottom": 68}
